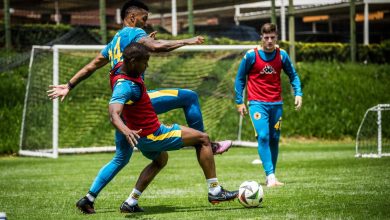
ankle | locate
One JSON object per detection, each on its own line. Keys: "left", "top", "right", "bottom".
{"left": 126, "top": 188, "right": 142, "bottom": 206}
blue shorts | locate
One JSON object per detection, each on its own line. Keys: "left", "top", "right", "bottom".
{"left": 148, "top": 89, "right": 180, "bottom": 114}
{"left": 137, "top": 123, "right": 184, "bottom": 160}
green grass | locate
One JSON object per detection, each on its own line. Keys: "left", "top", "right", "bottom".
{"left": 1, "top": 142, "right": 389, "bottom": 219}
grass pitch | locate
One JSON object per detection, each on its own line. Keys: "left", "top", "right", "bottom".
{"left": 0, "top": 142, "right": 389, "bottom": 219}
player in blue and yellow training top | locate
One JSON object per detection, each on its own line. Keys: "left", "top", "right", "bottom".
{"left": 47, "top": 0, "right": 232, "bottom": 215}
{"left": 235, "top": 23, "right": 303, "bottom": 187}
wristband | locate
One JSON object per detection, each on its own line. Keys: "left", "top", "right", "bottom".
{"left": 67, "top": 81, "right": 75, "bottom": 90}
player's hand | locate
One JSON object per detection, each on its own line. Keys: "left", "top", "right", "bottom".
{"left": 47, "top": 84, "right": 70, "bottom": 102}
{"left": 149, "top": 31, "right": 157, "bottom": 39}
{"left": 125, "top": 129, "right": 142, "bottom": 148}
{"left": 186, "top": 36, "right": 205, "bottom": 45}
{"left": 237, "top": 104, "right": 248, "bottom": 116}
{"left": 295, "top": 96, "right": 302, "bottom": 111}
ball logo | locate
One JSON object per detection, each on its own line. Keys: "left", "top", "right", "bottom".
{"left": 239, "top": 185, "right": 259, "bottom": 205}
{"left": 254, "top": 112, "right": 261, "bottom": 120}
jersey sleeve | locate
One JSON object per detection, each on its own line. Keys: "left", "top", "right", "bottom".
{"left": 101, "top": 42, "right": 111, "bottom": 59}
{"left": 109, "top": 80, "right": 141, "bottom": 105}
{"left": 133, "top": 28, "right": 148, "bottom": 42}
{"left": 234, "top": 50, "right": 255, "bottom": 104}
{"left": 280, "top": 49, "right": 303, "bottom": 97}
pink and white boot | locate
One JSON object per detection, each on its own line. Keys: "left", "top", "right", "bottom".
{"left": 211, "top": 140, "right": 233, "bottom": 155}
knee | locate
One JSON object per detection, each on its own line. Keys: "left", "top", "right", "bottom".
{"left": 257, "top": 132, "right": 269, "bottom": 144}
{"left": 113, "top": 141, "right": 133, "bottom": 167}
{"left": 180, "top": 89, "right": 199, "bottom": 104}
{"left": 199, "top": 132, "right": 210, "bottom": 145}
{"left": 270, "top": 133, "right": 280, "bottom": 143}
{"left": 154, "top": 152, "right": 168, "bottom": 169}
{"left": 112, "top": 154, "right": 131, "bottom": 168}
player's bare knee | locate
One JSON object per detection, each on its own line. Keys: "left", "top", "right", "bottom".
{"left": 199, "top": 132, "right": 211, "bottom": 146}
{"left": 154, "top": 152, "right": 168, "bottom": 169}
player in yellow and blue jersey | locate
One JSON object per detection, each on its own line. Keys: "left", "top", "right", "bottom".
{"left": 47, "top": 0, "right": 232, "bottom": 214}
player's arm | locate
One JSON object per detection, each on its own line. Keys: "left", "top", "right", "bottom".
{"left": 47, "top": 54, "right": 109, "bottom": 101}
{"left": 281, "top": 49, "right": 303, "bottom": 110}
{"left": 109, "top": 80, "right": 142, "bottom": 147}
{"left": 109, "top": 103, "right": 141, "bottom": 148}
{"left": 138, "top": 35, "right": 205, "bottom": 52}
{"left": 235, "top": 51, "right": 254, "bottom": 116}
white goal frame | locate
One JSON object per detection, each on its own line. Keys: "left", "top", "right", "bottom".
{"left": 19, "top": 44, "right": 258, "bottom": 158}
{"left": 355, "top": 104, "right": 390, "bottom": 158}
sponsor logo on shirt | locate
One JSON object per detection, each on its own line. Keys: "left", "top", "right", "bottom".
{"left": 260, "top": 65, "right": 276, "bottom": 74}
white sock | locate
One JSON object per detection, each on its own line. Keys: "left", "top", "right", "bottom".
{"left": 86, "top": 193, "right": 95, "bottom": 202}
{"left": 207, "top": 178, "right": 222, "bottom": 196}
{"left": 267, "top": 173, "right": 276, "bottom": 182}
{"left": 125, "top": 188, "right": 142, "bottom": 206}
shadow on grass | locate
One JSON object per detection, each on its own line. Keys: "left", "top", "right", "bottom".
{"left": 123, "top": 204, "right": 263, "bottom": 218}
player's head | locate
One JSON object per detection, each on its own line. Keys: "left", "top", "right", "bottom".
{"left": 123, "top": 42, "right": 150, "bottom": 77}
{"left": 121, "top": 0, "right": 149, "bottom": 28}
{"left": 260, "top": 23, "right": 278, "bottom": 52}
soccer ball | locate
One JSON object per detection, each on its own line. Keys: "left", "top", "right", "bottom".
{"left": 238, "top": 181, "right": 263, "bottom": 207}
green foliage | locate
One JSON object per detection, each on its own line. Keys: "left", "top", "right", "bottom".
{"left": 278, "top": 41, "right": 390, "bottom": 63}
{"left": 0, "top": 23, "right": 72, "bottom": 50}
{"left": 1, "top": 23, "right": 389, "bottom": 63}
{"left": 0, "top": 65, "right": 28, "bottom": 154}
{"left": 1, "top": 144, "right": 390, "bottom": 219}
{"left": 282, "top": 61, "right": 390, "bottom": 139}
{"left": 1, "top": 58, "right": 390, "bottom": 154}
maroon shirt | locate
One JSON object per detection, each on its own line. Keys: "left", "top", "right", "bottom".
{"left": 110, "top": 73, "right": 160, "bottom": 137}
{"left": 247, "top": 48, "right": 283, "bottom": 102}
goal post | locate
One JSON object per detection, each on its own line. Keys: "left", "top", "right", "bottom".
{"left": 355, "top": 104, "right": 390, "bottom": 158}
{"left": 19, "top": 44, "right": 259, "bottom": 158}
{"left": 19, "top": 45, "right": 56, "bottom": 158}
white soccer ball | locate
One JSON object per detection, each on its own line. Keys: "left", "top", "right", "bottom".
{"left": 238, "top": 181, "right": 263, "bottom": 208}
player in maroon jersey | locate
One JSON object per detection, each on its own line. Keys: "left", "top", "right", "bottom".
{"left": 234, "top": 23, "right": 303, "bottom": 187}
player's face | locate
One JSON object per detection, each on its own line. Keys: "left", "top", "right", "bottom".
{"left": 134, "top": 10, "right": 148, "bottom": 28}
{"left": 132, "top": 58, "right": 149, "bottom": 76}
{"left": 261, "top": 32, "right": 277, "bottom": 52}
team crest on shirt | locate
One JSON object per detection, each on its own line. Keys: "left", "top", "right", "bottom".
{"left": 274, "top": 117, "right": 282, "bottom": 130}
{"left": 253, "top": 112, "right": 261, "bottom": 120}
{"left": 260, "top": 65, "right": 276, "bottom": 74}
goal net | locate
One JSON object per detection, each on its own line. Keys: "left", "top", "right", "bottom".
{"left": 355, "top": 104, "right": 390, "bottom": 158}
{"left": 20, "top": 44, "right": 258, "bottom": 158}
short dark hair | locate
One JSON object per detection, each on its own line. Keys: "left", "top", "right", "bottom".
{"left": 121, "top": 0, "right": 149, "bottom": 20}
{"left": 260, "top": 23, "right": 278, "bottom": 35}
{"left": 123, "top": 42, "right": 150, "bottom": 63}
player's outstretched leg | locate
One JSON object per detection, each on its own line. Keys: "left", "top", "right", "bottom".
{"left": 76, "top": 131, "right": 133, "bottom": 214}
{"left": 120, "top": 152, "right": 168, "bottom": 213}
{"left": 180, "top": 125, "right": 238, "bottom": 204}
{"left": 149, "top": 89, "right": 233, "bottom": 155}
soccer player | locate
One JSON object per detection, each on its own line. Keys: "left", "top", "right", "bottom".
{"left": 47, "top": 0, "right": 231, "bottom": 155}
{"left": 47, "top": 0, "right": 231, "bottom": 214}
{"left": 234, "top": 23, "right": 303, "bottom": 187}
{"left": 104, "top": 42, "right": 238, "bottom": 212}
